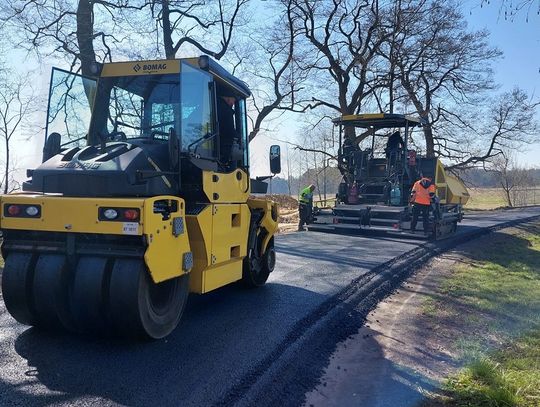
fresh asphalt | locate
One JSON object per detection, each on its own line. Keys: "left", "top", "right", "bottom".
{"left": 1, "top": 206, "right": 539, "bottom": 407}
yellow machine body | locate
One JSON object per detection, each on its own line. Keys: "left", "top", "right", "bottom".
{"left": 0, "top": 168, "right": 278, "bottom": 292}
{"left": 433, "top": 160, "right": 470, "bottom": 205}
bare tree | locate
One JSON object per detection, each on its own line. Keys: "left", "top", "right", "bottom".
{"left": 386, "top": 0, "right": 501, "bottom": 158}
{"left": 1, "top": 0, "right": 137, "bottom": 75}
{"left": 287, "top": 0, "right": 392, "bottom": 140}
{"left": 490, "top": 151, "right": 533, "bottom": 207}
{"left": 0, "top": 66, "right": 34, "bottom": 194}
{"left": 446, "top": 88, "right": 539, "bottom": 170}
{"left": 2, "top": 0, "right": 249, "bottom": 73}
{"left": 480, "top": 0, "right": 540, "bottom": 21}
{"left": 233, "top": 0, "right": 313, "bottom": 142}
{"left": 151, "top": 0, "right": 248, "bottom": 59}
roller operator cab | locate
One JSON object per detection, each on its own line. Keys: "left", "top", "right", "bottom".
{"left": 0, "top": 56, "right": 281, "bottom": 339}
{"left": 310, "top": 113, "right": 469, "bottom": 239}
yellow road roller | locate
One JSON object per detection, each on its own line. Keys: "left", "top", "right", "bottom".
{"left": 0, "top": 56, "right": 280, "bottom": 339}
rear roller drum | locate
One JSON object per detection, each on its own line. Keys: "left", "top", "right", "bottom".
{"left": 1, "top": 252, "right": 38, "bottom": 326}
{"left": 32, "top": 254, "right": 76, "bottom": 331}
{"left": 70, "top": 256, "right": 111, "bottom": 334}
{"left": 108, "top": 259, "right": 190, "bottom": 339}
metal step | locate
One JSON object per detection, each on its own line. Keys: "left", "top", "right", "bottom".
{"left": 369, "top": 218, "right": 397, "bottom": 225}
{"left": 307, "top": 223, "right": 430, "bottom": 239}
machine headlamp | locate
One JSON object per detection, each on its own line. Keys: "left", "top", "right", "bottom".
{"left": 103, "top": 209, "right": 119, "bottom": 220}
{"left": 25, "top": 206, "right": 39, "bottom": 216}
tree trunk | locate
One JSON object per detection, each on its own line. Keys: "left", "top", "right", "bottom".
{"left": 3, "top": 134, "right": 9, "bottom": 194}
{"left": 161, "top": 0, "right": 175, "bottom": 59}
{"left": 76, "top": 0, "right": 97, "bottom": 77}
{"left": 505, "top": 188, "right": 513, "bottom": 207}
{"left": 423, "top": 124, "right": 435, "bottom": 157}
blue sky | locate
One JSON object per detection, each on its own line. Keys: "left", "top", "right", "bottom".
{"left": 461, "top": 1, "right": 539, "bottom": 165}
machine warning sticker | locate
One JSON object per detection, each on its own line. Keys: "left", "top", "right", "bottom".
{"left": 122, "top": 222, "right": 139, "bottom": 235}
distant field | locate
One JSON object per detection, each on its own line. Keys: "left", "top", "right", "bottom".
{"left": 465, "top": 188, "right": 508, "bottom": 210}
{"left": 465, "top": 188, "right": 540, "bottom": 210}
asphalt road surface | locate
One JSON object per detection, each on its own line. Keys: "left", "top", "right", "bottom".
{"left": 1, "top": 206, "right": 539, "bottom": 407}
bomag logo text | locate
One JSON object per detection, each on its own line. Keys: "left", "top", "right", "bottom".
{"left": 58, "top": 162, "right": 101, "bottom": 170}
{"left": 143, "top": 63, "right": 167, "bottom": 71}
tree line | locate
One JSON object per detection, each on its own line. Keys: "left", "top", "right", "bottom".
{"left": 0, "top": 0, "right": 538, "bottom": 194}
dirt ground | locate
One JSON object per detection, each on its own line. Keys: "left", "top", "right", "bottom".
{"left": 260, "top": 194, "right": 300, "bottom": 233}
{"left": 303, "top": 224, "right": 538, "bottom": 407}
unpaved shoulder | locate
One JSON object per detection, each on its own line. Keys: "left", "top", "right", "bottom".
{"left": 303, "top": 225, "right": 534, "bottom": 407}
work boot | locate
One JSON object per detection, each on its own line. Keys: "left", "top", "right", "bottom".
{"left": 297, "top": 226, "right": 305, "bottom": 232}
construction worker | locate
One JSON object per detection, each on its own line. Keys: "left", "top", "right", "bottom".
{"left": 298, "top": 184, "right": 316, "bottom": 231}
{"left": 385, "top": 131, "right": 404, "bottom": 170}
{"left": 410, "top": 176, "right": 436, "bottom": 234}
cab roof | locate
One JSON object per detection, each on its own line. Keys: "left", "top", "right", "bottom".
{"left": 332, "top": 113, "right": 424, "bottom": 129}
{"left": 100, "top": 55, "right": 251, "bottom": 98}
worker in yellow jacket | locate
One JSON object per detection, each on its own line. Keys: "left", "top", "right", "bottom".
{"left": 298, "top": 184, "right": 315, "bottom": 231}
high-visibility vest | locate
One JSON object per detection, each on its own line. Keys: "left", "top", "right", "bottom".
{"left": 299, "top": 187, "right": 313, "bottom": 204}
{"left": 411, "top": 178, "right": 435, "bottom": 205}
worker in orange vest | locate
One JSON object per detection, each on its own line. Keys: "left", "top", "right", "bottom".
{"left": 410, "top": 176, "right": 436, "bottom": 233}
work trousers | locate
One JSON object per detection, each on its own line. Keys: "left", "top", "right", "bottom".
{"left": 411, "top": 203, "right": 430, "bottom": 232}
{"left": 298, "top": 202, "right": 311, "bottom": 229}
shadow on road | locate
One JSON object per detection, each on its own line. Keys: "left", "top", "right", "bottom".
{"left": 304, "top": 325, "right": 441, "bottom": 407}
{"left": 3, "top": 282, "right": 330, "bottom": 406}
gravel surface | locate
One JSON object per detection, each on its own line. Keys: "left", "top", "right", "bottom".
{"left": 0, "top": 207, "right": 539, "bottom": 407}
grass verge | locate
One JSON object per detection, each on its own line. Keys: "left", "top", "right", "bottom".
{"left": 424, "top": 221, "right": 540, "bottom": 406}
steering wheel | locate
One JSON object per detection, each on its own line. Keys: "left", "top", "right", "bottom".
{"left": 108, "top": 131, "right": 127, "bottom": 141}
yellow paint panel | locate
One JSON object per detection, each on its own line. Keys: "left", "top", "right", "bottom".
{"left": 186, "top": 206, "right": 213, "bottom": 294}
{"left": 0, "top": 195, "right": 144, "bottom": 235}
{"left": 203, "top": 170, "right": 249, "bottom": 203}
{"left": 101, "top": 59, "right": 180, "bottom": 77}
{"left": 201, "top": 259, "right": 243, "bottom": 293}
{"left": 142, "top": 196, "right": 192, "bottom": 283}
{"left": 446, "top": 175, "right": 470, "bottom": 205}
{"left": 341, "top": 114, "right": 385, "bottom": 122}
{"left": 211, "top": 204, "right": 249, "bottom": 265}
{"left": 186, "top": 203, "right": 249, "bottom": 293}
{"left": 433, "top": 159, "right": 470, "bottom": 205}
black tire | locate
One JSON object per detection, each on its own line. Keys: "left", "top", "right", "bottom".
{"left": 1, "top": 252, "right": 38, "bottom": 326}
{"left": 70, "top": 256, "right": 110, "bottom": 334}
{"left": 108, "top": 259, "right": 189, "bottom": 340}
{"left": 242, "top": 238, "right": 275, "bottom": 288}
{"left": 32, "top": 254, "right": 75, "bottom": 331}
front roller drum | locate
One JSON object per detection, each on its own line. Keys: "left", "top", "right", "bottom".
{"left": 2, "top": 252, "right": 38, "bottom": 326}
{"left": 32, "top": 254, "right": 76, "bottom": 331}
{"left": 70, "top": 256, "right": 111, "bottom": 334}
{"left": 108, "top": 259, "right": 190, "bottom": 339}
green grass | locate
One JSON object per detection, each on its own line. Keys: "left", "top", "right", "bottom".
{"left": 465, "top": 188, "right": 508, "bottom": 210}
{"left": 425, "top": 222, "right": 540, "bottom": 406}
{"left": 465, "top": 187, "right": 540, "bottom": 210}
{"left": 422, "top": 297, "right": 439, "bottom": 316}
{"left": 443, "top": 333, "right": 540, "bottom": 406}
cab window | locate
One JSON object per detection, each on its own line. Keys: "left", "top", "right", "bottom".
{"left": 46, "top": 68, "right": 96, "bottom": 149}
{"left": 237, "top": 98, "right": 249, "bottom": 168}
{"left": 180, "top": 62, "right": 215, "bottom": 159}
